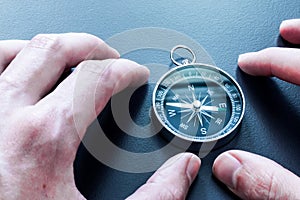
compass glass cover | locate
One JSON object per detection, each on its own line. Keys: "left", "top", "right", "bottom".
{"left": 153, "top": 64, "right": 244, "bottom": 142}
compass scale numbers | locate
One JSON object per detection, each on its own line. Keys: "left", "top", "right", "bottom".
{"left": 153, "top": 64, "right": 244, "bottom": 142}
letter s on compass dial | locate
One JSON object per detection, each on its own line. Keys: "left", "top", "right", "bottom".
{"left": 153, "top": 64, "right": 245, "bottom": 144}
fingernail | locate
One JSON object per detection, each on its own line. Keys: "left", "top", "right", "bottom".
{"left": 281, "top": 20, "right": 289, "bottom": 27}
{"left": 163, "top": 153, "right": 200, "bottom": 184}
{"left": 186, "top": 155, "right": 201, "bottom": 184}
{"left": 280, "top": 19, "right": 298, "bottom": 28}
{"left": 238, "top": 52, "right": 256, "bottom": 65}
{"left": 213, "top": 153, "right": 241, "bottom": 189}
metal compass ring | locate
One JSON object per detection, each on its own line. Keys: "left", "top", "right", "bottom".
{"left": 170, "top": 45, "right": 197, "bottom": 66}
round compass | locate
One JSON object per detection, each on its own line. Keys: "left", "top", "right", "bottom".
{"left": 152, "top": 46, "right": 245, "bottom": 149}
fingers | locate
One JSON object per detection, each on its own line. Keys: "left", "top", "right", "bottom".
{"left": 0, "top": 33, "right": 119, "bottom": 106}
{"left": 213, "top": 150, "right": 300, "bottom": 199}
{"left": 238, "top": 47, "right": 300, "bottom": 85}
{"left": 0, "top": 40, "right": 28, "bottom": 73}
{"left": 238, "top": 19, "right": 300, "bottom": 85}
{"left": 126, "top": 153, "right": 201, "bottom": 200}
{"left": 35, "top": 58, "right": 149, "bottom": 142}
{"left": 280, "top": 19, "right": 300, "bottom": 44}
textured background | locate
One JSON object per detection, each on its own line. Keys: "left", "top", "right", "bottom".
{"left": 1, "top": 1, "right": 300, "bottom": 199}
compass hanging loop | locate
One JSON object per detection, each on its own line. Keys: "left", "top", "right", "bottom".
{"left": 170, "top": 45, "right": 196, "bottom": 66}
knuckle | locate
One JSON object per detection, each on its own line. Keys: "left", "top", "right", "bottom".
{"left": 29, "top": 34, "right": 62, "bottom": 51}
{"left": 235, "top": 168, "right": 283, "bottom": 199}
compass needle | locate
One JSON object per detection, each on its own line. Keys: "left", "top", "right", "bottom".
{"left": 201, "top": 106, "right": 219, "bottom": 112}
{"left": 196, "top": 113, "right": 203, "bottom": 126}
{"left": 198, "top": 91, "right": 201, "bottom": 101}
{"left": 201, "top": 111, "right": 215, "bottom": 119}
{"left": 203, "top": 99, "right": 214, "bottom": 106}
{"left": 180, "top": 99, "right": 190, "bottom": 104}
{"left": 187, "top": 111, "right": 197, "bottom": 123}
{"left": 181, "top": 112, "right": 192, "bottom": 119}
{"left": 166, "top": 102, "right": 193, "bottom": 109}
{"left": 202, "top": 114, "right": 210, "bottom": 124}
{"left": 179, "top": 109, "right": 192, "bottom": 113}
{"left": 185, "top": 94, "right": 193, "bottom": 103}
{"left": 201, "top": 95, "right": 209, "bottom": 105}
{"left": 193, "top": 115, "right": 197, "bottom": 127}
{"left": 191, "top": 90, "right": 196, "bottom": 101}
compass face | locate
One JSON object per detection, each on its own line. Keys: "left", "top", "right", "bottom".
{"left": 153, "top": 64, "right": 245, "bottom": 142}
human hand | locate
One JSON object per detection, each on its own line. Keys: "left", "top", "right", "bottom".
{"left": 212, "top": 19, "right": 300, "bottom": 199}
{"left": 0, "top": 33, "right": 138, "bottom": 199}
{"left": 0, "top": 33, "right": 201, "bottom": 200}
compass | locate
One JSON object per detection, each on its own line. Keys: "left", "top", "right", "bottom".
{"left": 152, "top": 45, "right": 245, "bottom": 149}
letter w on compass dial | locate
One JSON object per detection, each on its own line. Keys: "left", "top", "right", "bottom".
{"left": 163, "top": 77, "right": 232, "bottom": 140}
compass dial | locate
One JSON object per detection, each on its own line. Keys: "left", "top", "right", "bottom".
{"left": 153, "top": 64, "right": 245, "bottom": 143}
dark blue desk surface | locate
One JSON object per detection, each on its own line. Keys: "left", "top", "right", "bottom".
{"left": 1, "top": 1, "right": 300, "bottom": 199}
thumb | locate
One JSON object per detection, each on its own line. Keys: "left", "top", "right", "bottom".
{"left": 213, "top": 150, "right": 300, "bottom": 199}
{"left": 126, "top": 153, "right": 201, "bottom": 200}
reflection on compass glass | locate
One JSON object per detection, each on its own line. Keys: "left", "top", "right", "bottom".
{"left": 153, "top": 64, "right": 244, "bottom": 142}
